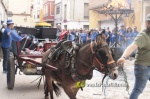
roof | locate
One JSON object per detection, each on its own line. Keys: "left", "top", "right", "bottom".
{"left": 35, "top": 22, "right": 51, "bottom": 27}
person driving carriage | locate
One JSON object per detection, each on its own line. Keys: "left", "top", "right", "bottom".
{"left": 1, "top": 19, "right": 24, "bottom": 73}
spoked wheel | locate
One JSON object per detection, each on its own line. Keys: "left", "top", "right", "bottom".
{"left": 7, "top": 55, "right": 15, "bottom": 90}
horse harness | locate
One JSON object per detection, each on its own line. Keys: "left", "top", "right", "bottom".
{"left": 42, "top": 41, "right": 115, "bottom": 82}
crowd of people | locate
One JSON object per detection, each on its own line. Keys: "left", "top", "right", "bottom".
{"left": 58, "top": 25, "right": 139, "bottom": 48}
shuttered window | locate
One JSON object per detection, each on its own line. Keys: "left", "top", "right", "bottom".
{"left": 84, "top": 3, "right": 89, "bottom": 19}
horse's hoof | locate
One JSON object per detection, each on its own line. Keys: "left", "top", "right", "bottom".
{"left": 45, "top": 96, "right": 49, "bottom": 99}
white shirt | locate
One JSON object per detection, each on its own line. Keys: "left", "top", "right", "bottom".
{"left": 1, "top": 28, "right": 5, "bottom": 33}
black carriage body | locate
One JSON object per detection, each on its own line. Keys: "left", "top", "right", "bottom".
{"left": 15, "top": 27, "right": 37, "bottom": 36}
{"left": 15, "top": 27, "right": 57, "bottom": 39}
{"left": 36, "top": 28, "right": 57, "bottom": 39}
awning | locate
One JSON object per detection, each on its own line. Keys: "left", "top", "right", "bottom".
{"left": 35, "top": 22, "right": 51, "bottom": 27}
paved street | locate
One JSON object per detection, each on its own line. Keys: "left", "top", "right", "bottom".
{"left": 0, "top": 61, "right": 69, "bottom": 99}
{"left": 1, "top": 59, "right": 150, "bottom": 99}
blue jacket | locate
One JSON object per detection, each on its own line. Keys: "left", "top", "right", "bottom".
{"left": 91, "top": 31, "right": 98, "bottom": 41}
{"left": 125, "top": 32, "right": 133, "bottom": 39}
{"left": 68, "top": 33, "right": 75, "bottom": 41}
{"left": 119, "top": 29, "right": 126, "bottom": 41}
{"left": 80, "top": 33, "right": 87, "bottom": 42}
{"left": 1, "top": 28, "right": 22, "bottom": 48}
{"left": 133, "top": 31, "right": 139, "bottom": 38}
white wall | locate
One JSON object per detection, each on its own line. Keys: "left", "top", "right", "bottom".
{"left": 0, "top": 1, "right": 7, "bottom": 28}
{"left": 100, "top": 20, "right": 124, "bottom": 31}
{"left": 141, "top": 0, "right": 150, "bottom": 30}
{"left": 62, "top": 21, "right": 89, "bottom": 29}
{"left": 74, "top": 0, "right": 89, "bottom": 21}
{"left": 8, "top": 0, "right": 33, "bottom": 27}
{"left": 54, "top": 0, "right": 89, "bottom": 29}
{"left": 33, "top": 0, "right": 43, "bottom": 23}
{"left": 55, "top": 0, "right": 62, "bottom": 4}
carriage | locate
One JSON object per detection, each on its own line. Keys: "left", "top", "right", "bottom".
{"left": 7, "top": 26, "right": 58, "bottom": 89}
{"left": 6, "top": 27, "right": 124, "bottom": 99}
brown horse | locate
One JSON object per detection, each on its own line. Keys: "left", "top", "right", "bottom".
{"left": 42, "top": 31, "right": 118, "bottom": 99}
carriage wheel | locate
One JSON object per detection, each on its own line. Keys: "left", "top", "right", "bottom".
{"left": 7, "top": 56, "right": 15, "bottom": 90}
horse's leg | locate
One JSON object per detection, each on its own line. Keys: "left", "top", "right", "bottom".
{"left": 48, "top": 80, "right": 54, "bottom": 99}
{"left": 44, "top": 81, "right": 49, "bottom": 99}
{"left": 45, "top": 70, "right": 54, "bottom": 99}
{"left": 63, "top": 86, "right": 76, "bottom": 99}
{"left": 72, "top": 88, "right": 79, "bottom": 97}
{"left": 62, "top": 82, "right": 79, "bottom": 99}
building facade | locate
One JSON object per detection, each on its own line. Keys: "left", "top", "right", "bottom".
{"left": 118, "top": 0, "right": 150, "bottom": 31}
{"left": 140, "top": 0, "right": 150, "bottom": 30}
{"left": 0, "top": 0, "right": 8, "bottom": 27}
{"left": 43, "top": 0, "right": 55, "bottom": 26}
{"left": 7, "top": 0, "right": 33, "bottom": 27}
{"left": 89, "top": 0, "right": 150, "bottom": 31}
{"left": 54, "top": 0, "right": 89, "bottom": 30}
{"left": 89, "top": 0, "right": 133, "bottom": 31}
{"left": 33, "top": 0, "right": 43, "bottom": 23}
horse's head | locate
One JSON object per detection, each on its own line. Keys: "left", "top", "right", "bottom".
{"left": 91, "top": 30, "right": 118, "bottom": 80}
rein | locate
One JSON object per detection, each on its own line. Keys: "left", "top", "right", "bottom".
{"left": 90, "top": 42, "right": 115, "bottom": 91}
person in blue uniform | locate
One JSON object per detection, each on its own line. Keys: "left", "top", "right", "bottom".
{"left": 105, "top": 27, "right": 111, "bottom": 45}
{"left": 91, "top": 29, "right": 98, "bottom": 41}
{"left": 118, "top": 25, "right": 126, "bottom": 47}
{"left": 87, "top": 29, "right": 92, "bottom": 43}
{"left": 110, "top": 28, "right": 116, "bottom": 46}
{"left": 79, "top": 29, "right": 88, "bottom": 44}
{"left": 132, "top": 26, "right": 139, "bottom": 39}
{"left": 1, "top": 20, "right": 23, "bottom": 73}
{"left": 125, "top": 27, "right": 133, "bottom": 47}
{"left": 68, "top": 30, "right": 75, "bottom": 41}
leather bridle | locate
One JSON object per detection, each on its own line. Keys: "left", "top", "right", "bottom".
{"left": 90, "top": 42, "right": 115, "bottom": 73}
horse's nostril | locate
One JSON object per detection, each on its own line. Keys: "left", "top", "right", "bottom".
{"left": 114, "top": 73, "right": 117, "bottom": 78}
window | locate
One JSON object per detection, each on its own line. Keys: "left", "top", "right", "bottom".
{"left": 84, "top": 3, "right": 89, "bottom": 19}
{"left": 56, "top": 5, "right": 60, "bottom": 14}
{"left": 64, "top": 25, "right": 67, "bottom": 30}
{"left": 37, "top": 10, "right": 40, "bottom": 18}
{"left": 64, "top": 4, "right": 67, "bottom": 19}
{"left": 83, "top": 25, "right": 89, "bottom": 30}
{"left": 51, "top": 3, "right": 55, "bottom": 15}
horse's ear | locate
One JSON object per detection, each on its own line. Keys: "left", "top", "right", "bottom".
{"left": 96, "top": 29, "right": 106, "bottom": 45}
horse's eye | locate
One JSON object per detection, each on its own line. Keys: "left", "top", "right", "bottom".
{"left": 100, "top": 50, "right": 106, "bottom": 54}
